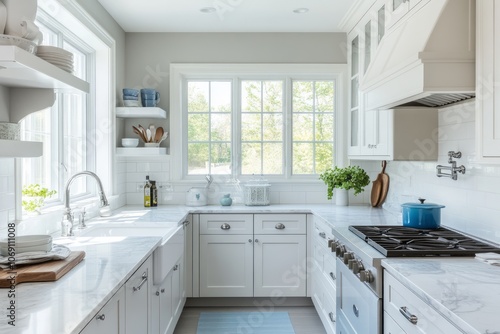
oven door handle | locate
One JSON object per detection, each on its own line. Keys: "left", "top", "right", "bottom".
{"left": 399, "top": 306, "right": 418, "bottom": 325}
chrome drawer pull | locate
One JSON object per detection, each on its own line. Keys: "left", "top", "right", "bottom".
{"left": 132, "top": 272, "right": 148, "bottom": 292}
{"left": 329, "top": 272, "right": 336, "bottom": 280}
{"left": 399, "top": 306, "right": 418, "bottom": 324}
{"left": 275, "top": 223, "right": 285, "bottom": 230}
{"left": 221, "top": 223, "right": 231, "bottom": 230}
{"left": 319, "top": 232, "right": 326, "bottom": 238}
{"left": 328, "top": 312, "right": 336, "bottom": 323}
{"left": 96, "top": 314, "right": 105, "bottom": 321}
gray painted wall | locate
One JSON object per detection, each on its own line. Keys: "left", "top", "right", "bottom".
{"left": 124, "top": 32, "right": 347, "bottom": 110}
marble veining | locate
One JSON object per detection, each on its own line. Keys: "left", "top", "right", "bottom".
{"left": 383, "top": 258, "right": 500, "bottom": 334}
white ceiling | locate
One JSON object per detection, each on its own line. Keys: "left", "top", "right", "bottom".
{"left": 97, "top": 0, "right": 354, "bottom": 32}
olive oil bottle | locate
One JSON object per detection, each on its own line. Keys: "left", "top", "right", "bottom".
{"left": 144, "top": 175, "right": 151, "bottom": 207}
{"left": 151, "top": 181, "right": 158, "bottom": 207}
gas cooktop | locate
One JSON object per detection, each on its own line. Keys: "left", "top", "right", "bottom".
{"left": 348, "top": 225, "right": 500, "bottom": 257}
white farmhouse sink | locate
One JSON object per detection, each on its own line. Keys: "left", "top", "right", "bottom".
{"left": 78, "top": 223, "right": 184, "bottom": 284}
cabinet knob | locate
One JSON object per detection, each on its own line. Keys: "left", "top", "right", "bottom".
{"left": 254, "top": 239, "right": 259, "bottom": 243}
{"left": 155, "top": 291, "right": 160, "bottom": 296}
{"left": 221, "top": 223, "right": 231, "bottom": 230}
{"left": 248, "top": 239, "right": 253, "bottom": 243}
{"left": 161, "top": 288, "right": 165, "bottom": 293}
{"left": 275, "top": 223, "right": 285, "bottom": 230}
{"left": 96, "top": 314, "right": 105, "bottom": 321}
{"left": 173, "top": 264, "right": 179, "bottom": 271}
{"left": 319, "top": 232, "right": 326, "bottom": 238}
{"left": 328, "top": 312, "right": 335, "bottom": 323}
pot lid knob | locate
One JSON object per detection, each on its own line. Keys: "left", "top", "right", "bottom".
{"left": 418, "top": 198, "right": 426, "bottom": 204}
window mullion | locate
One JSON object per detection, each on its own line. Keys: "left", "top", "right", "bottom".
{"left": 233, "top": 77, "right": 241, "bottom": 178}
{"left": 284, "top": 77, "right": 292, "bottom": 178}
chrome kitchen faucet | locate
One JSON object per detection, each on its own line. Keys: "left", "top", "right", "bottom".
{"left": 61, "top": 171, "right": 111, "bottom": 236}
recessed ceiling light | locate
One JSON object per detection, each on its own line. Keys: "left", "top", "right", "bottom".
{"left": 200, "top": 7, "right": 216, "bottom": 13}
{"left": 293, "top": 8, "right": 309, "bottom": 14}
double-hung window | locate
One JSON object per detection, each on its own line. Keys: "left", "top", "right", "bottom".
{"left": 173, "top": 64, "right": 347, "bottom": 182}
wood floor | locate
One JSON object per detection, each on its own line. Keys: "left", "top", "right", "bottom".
{"left": 173, "top": 306, "right": 327, "bottom": 334}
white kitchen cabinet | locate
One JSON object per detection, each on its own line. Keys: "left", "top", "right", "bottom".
{"left": 125, "top": 255, "right": 153, "bottom": 334}
{"left": 349, "top": 107, "right": 438, "bottom": 161}
{"left": 348, "top": 3, "right": 387, "bottom": 157}
{"left": 311, "top": 216, "right": 337, "bottom": 334}
{"left": 151, "top": 223, "right": 186, "bottom": 334}
{"left": 198, "top": 213, "right": 308, "bottom": 298}
{"left": 384, "top": 271, "right": 463, "bottom": 333}
{"left": 199, "top": 234, "right": 254, "bottom": 297}
{"left": 152, "top": 257, "right": 184, "bottom": 334}
{"left": 80, "top": 286, "right": 126, "bottom": 334}
{"left": 386, "top": 0, "right": 425, "bottom": 30}
{"left": 476, "top": 0, "right": 500, "bottom": 162}
{"left": 360, "top": 108, "right": 390, "bottom": 156}
{"left": 115, "top": 106, "right": 168, "bottom": 156}
{"left": 253, "top": 234, "right": 307, "bottom": 297}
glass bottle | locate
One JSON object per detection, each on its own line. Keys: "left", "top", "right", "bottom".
{"left": 151, "top": 181, "right": 158, "bottom": 207}
{"left": 144, "top": 175, "right": 151, "bottom": 207}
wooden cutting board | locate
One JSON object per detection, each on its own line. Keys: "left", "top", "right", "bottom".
{"left": 371, "top": 160, "right": 390, "bottom": 207}
{"left": 0, "top": 251, "right": 85, "bottom": 288}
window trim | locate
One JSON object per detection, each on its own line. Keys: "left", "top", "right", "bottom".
{"left": 171, "top": 63, "right": 348, "bottom": 183}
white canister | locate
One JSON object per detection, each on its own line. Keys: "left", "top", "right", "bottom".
{"left": 185, "top": 187, "right": 207, "bottom": 206}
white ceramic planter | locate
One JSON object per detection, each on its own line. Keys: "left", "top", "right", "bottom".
{"left": 335, "top": 188, "right": 349, "bottom": 206}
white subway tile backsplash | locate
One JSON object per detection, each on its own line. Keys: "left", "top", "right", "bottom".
{"left": 126, "top": 162, "right": 137, "bottom": 173}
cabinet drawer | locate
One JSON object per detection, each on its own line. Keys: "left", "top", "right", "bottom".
{"left": 384, "top": 271, "right": 463, "bottom": 333}
{"left": 254, "top": 214, "right": 306, "bottom": 234}
{"left": 200, "top": 214, "right": 253, "bottom": 234}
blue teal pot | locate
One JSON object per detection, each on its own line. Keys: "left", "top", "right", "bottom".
{"left": 220, "top": 194, "right": 233, "bottom": 206}
{"left": 401, "top": 199, "right": 445, "bottom": 229}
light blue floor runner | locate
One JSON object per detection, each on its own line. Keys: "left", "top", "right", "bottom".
{"left": 196, "top": 311, "right": 296, "bottom": 334}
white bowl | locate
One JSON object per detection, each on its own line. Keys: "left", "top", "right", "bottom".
{"left": 122, "top": 138, "right": 139, "bottom": 147}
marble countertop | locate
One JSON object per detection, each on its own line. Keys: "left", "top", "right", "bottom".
{"left": 0, "top": 236, "right": 161, "bottom": 334}
{"left": 382, "top": 258, "right": 500, "bottom": 334}
{"left": 1, "top": 204, "right": 498, "bottom": 333}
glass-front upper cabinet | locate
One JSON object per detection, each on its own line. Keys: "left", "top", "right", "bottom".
{"left": 349, "top": 35, "right": 360, "bottom": 154}
{"left": 387, "top": 0, "right": 423, "bottom": 29}
{"left": 378, "top": 5, "right": 386, "bottom": 42}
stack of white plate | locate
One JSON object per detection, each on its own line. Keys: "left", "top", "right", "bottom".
{"left": 36, "top": 45, "right": 74, "bottom": 74}
{"left": 0, "top": 235, "right": 53, "bottom": 256}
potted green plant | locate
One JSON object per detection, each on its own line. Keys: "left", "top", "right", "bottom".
{"left": 21, "top": 184, "right": 57, "bottom": 214}
{"left": 319, "top": 166, "right": 370, "bottom": 206}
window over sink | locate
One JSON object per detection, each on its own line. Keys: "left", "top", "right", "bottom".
{"left": 175, "top": 64, "right": 346, "bottom": 182}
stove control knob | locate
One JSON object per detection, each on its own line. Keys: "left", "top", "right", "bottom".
{"left": 336, "top": 245, "right": 346, "bottom": 258}
{"left": 347, "top": 259, "right": 356, "bottom": 270}
{"left": 352, "top": 260, "right": 364, "bottom": 274}
{"left": 359, "top": 269, "right": 374, "bottom": 283}
{"left": 330, "top": 240, "right": 338, "bottom": 252}
{"left": 343, "top": 252, "right": 354, "bottom": 264}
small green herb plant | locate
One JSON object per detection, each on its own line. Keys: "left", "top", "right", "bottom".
{"left": 22, "top": 184, "right": 57, "bottom": 213}
{"left": 319, "top": 166, "right": 370, "bottom": 199}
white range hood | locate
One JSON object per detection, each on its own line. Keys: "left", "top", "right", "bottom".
{"left": 360, "top": 0, "right": 475, "bottom": 110}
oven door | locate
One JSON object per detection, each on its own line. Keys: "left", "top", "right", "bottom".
{"left": 336, "top": 258, "right": 381, "bottom": 334}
